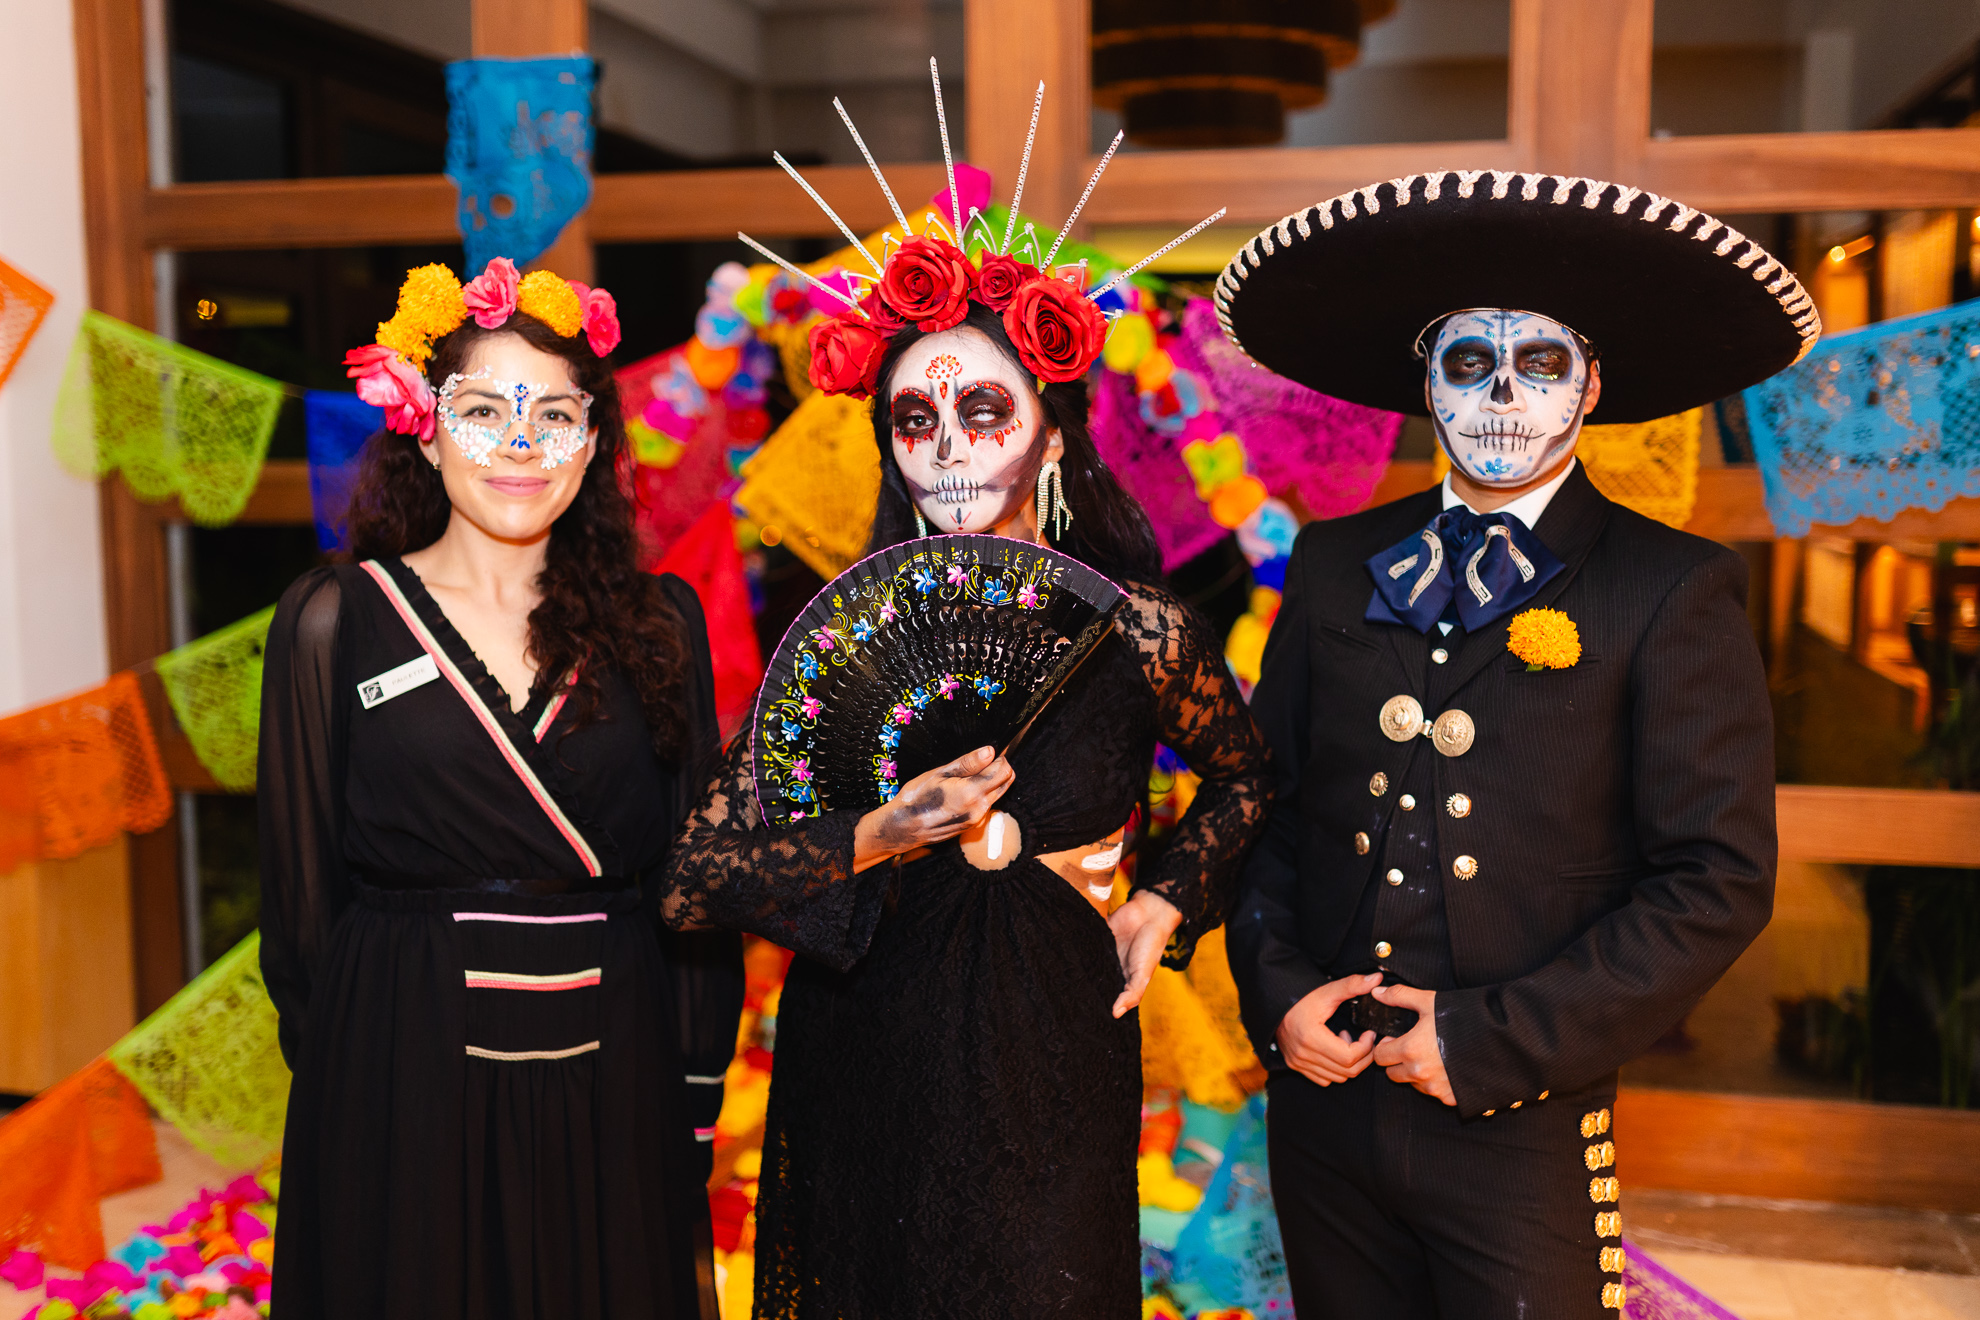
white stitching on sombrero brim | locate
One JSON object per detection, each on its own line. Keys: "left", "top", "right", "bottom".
{"left": 1211, "top": 171, "right": 1822, "bottom": 367}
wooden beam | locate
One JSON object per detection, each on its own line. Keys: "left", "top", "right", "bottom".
{"left": 144, "top": 163, "right": 961, "bottom": 251}
{"left": 471, "top": 0, "right": 591, "bottom": 281}
{"left": 588, "top": 164, "right": 952, "bottom": 245}
{"left": 1085, "top": 142, "right": 1518, "bottom": 230}
{"left": 1776, "top": 786, "right": 1980, "bottom": 867}
{"left": 1509, "top": 0, "right": 1652, "bottom": 180}
{"left": 73, "top": 0, "right": 185, "bottom": 1015}
{"left": 1640, "top": 129, "right": 1980, "bottom": 215}
{"left": 967, "top": 0, "right": 1089, "bottom": 238}
{"left": 146, "top": 176, "right": 460, "bottom": 250}
{"left": 1618, "top": 1087, "right": 1980, "bottom": 1213}
{"left": 471, "top": 0, "right": 584, "bottom": 56}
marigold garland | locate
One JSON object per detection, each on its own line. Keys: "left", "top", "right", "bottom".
{"left": 517, "top": 269, "right": 583, "bottom": 337}
{"left": 1508, "top": 607, "right": 1581, "bottom": 670}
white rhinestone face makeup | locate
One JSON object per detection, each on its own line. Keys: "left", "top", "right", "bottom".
{"left": 438, "top": 367, "right": 595, "bottom": 470}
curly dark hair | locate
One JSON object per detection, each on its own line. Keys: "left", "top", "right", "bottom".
{"left": 343, "top": 312, "right": 691, "bottom": 757}
{"left": 864, "top": 303, "right": 1163, "bottom": 584}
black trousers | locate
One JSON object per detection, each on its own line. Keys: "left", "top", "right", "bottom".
{"left": 1266, "top": 1069, "right": 1624, "bottom": 1320}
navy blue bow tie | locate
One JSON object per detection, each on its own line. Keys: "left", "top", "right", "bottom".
{"left": 1364, "top": 506, "right": 1564, "bottom": 634}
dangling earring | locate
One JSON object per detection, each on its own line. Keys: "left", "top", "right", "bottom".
{"left": 914, "top": 508, "right": 929, "bottom": 537}
{"left": 1034, "top": 460, "right": 1071, "bottom": 542}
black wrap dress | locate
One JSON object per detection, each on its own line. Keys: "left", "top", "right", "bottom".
{"left": 258, "top": 558, "right": 737, "bottom": 1320}
{"left": 663, "top": 582, "right": 1269, "bottom": 1318}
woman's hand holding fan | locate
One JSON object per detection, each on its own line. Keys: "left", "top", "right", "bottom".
{"left": 851, "top": 745, "right": 1015, "bottom": 873}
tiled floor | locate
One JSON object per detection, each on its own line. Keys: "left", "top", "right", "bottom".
{"left": 1627, "top": 1189, "right": 1980, "bottom": 1320}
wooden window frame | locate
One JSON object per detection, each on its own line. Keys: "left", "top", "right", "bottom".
{"left": 73, "top": 0, "right": 1980, "bottom": 1199}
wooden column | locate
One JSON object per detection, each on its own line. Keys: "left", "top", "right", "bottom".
{"left": 967, "top": 0, "right": 1091, "bottom": 240}
{"left": 1509, "top": 0, "right": 1653, "bottom": 179}
{"left": 471, "top": 0, "right": 592, "bottom": 283}
{"left": 73, "top": 0, "right": 181, "bottom": 1017}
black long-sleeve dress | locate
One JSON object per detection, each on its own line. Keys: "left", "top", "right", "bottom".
{"left": 258, "top": 557, "right": 738, "bottom": 1320}
{"left": 663, "top": 582, "right": 1269, "bottom": 1318}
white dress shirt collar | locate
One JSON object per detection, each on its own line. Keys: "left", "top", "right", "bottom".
{"left": 1440, "top": 456, "right": 1578, "bottom": 532}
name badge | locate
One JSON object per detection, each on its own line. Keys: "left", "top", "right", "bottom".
{"left": 358, "top": 653, "right": 440, "bottom": 709}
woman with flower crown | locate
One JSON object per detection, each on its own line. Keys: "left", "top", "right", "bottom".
{"left": 660, "top": 84, "right": 1269, "bottom": 1315}
{"left": 258, "top": 258, "right": 735, "bottom": 1320}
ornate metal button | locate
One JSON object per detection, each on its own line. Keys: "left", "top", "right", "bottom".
{"left": 1374, "top": 941, "right": 1392, "bottom": 958}
{"left": 1510, "top": 1100, "right": 1522, "bottom": 1109}
{"left": 1399, "top": 794, "right": 1416, "bottom": 811}
{"left": 1594, "top": 1211, "right": 1621, "bottom": 1237}
{"left": 1603, "top": 1281, "right": 1627, "bottom": 1310}
{"left": 1600, "top": 1247, "right": 1626, "bottom": 1274}
{"left": 1385, "top": 868, "right": 1403, "bottom": 886}
{"left": 1588, "top": 1176, "right": 1620, "bottom": 1203}
{"left": 1369, "top": 772, "right": 1389, "bottom": 796}
{"left": 1538, "top": 1091, "right": 1549, "bottom": 1101}
{"left": 1354, "top": 831, "right": 1371, "bottom": 855}
{"left": 1447, "top": 792, "right": 1472, "bottom": 818}
{"left": 1379, "top": 694, "right": 1425, "bottom": 742}
{"left": 1580, "top": 1108, "right": 1613, "bottom": 1138}
{"left": 1452, "top": 855, "right": 1479, "bottom": 881}
{"left": 1585, "top": 1141, "right": 1616, "bottom": 1171}
{"left": 1431, "top": 647, "right": 1449, "bottom": 664}
{"left": 1430, "top": 708, "right": 1475, "bottom": 757}
{"left": 1482, "top": 1109, "right": 1496, "bottom": 1117}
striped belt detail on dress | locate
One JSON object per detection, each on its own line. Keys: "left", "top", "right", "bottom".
{"left": 465, "top": 1041, "right": 603, "bottom": 1062}
{"left": 454, "top": 909, "right": 607, "bottom": 1062}
{"left": 463, "top": 967, "right": 602, "bottom": 991}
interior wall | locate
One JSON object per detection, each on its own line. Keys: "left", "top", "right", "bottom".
{"left": 0, "top": 0, "right": 108, "bottom": 711}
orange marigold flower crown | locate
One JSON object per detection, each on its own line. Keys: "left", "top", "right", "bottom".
{"left": 738, "top": 59, "right": 1225, "bottom": 403}
{"left": 342, "top": 257, "right": 622, "bottom": 441}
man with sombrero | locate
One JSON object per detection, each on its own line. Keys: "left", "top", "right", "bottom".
{"left": 1222, "top": 172, "right": 1813, "bottom": 1316}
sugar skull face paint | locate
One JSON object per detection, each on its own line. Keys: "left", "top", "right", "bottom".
{"left": 1426, "top": 310, "right": 1594, "bottom": 488}
{"left": 889, "top": 328, "right": 1055, "bottom": 535}
{"left": 438, "top": 367, "right": 595, "bottom": 469}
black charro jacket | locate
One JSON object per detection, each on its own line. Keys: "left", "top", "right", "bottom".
{"left": 1227, "top": 462, "right": 1777, "bottom": 1119}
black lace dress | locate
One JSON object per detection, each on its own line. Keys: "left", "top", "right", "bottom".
{"left": 664, "top": 583, "right": 1269, "bottom": 1318}
{"left": 258, "top": 559, "right": 738, "bottom": 1320}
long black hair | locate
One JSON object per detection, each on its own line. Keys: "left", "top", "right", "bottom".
{"left": 864, "top": 302, "right": 1163, "bottom": 585}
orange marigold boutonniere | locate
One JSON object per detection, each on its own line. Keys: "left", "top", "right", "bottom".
{"left": 1509, "top": 607, "right": 1581, "bottom": 671}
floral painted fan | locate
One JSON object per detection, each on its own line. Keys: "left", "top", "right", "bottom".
{"left": 752, "top": 535, "right": 1125, "bottom": 826}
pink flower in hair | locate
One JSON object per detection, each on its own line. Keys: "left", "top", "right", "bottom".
{"left": 344, "top": 343, "right": 436, "bottom": 441}
{"left": 583, "top": 287, "right": 621, "bottom": 356}
{"left": 462, "top": 256, "right": 520, "bottom": 329}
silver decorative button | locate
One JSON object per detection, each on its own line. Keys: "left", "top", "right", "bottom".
{"left": 1453, "top": 855, "right": 1479, "bottom": 881}
{"left": 1374, "top": 941, "right": 1393, "bottom": 958}
{"left": 1386, "top": 868, "right": 1403, "bottom": 886}
{"left": 1447, "top": 793, "right": 1473, "bottom": 818}
{"left": 1432, "top": 647, "right": 1449, "bottom": 664}
{"left": 1380, "top": 694, "right": 1426, "bottom": 742}
{"left": 1399, "top": 794, "right": 1416, "bottom": 811}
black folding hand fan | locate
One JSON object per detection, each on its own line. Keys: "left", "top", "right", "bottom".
{"left": 751, "top": 535, "right": 1126, "bottom": 826}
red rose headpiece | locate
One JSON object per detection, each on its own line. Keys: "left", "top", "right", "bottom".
{"left": 738, "top": 60, "right": 1226, "bottom": 402}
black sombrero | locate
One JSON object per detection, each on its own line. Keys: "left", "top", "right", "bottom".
{"left": 1213, "top": 171, "right": 1821, "bottom": 423}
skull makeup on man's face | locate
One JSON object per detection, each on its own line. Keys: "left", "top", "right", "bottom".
{"left": 1426, "top": 310, "right": 1593, "bottom": 488}
{"left": 889, "top": 328, "right": 1051, "bottom": 534}
{"left": 438, "top": 367, "right": 594, "bottom": 470}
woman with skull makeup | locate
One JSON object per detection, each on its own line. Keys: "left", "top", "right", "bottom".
{"left": 258, "top": 259, "right": 734, "bottom": 1320}
{"left": 662, "top": 233, "right": 1271, "bottom": 1313}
